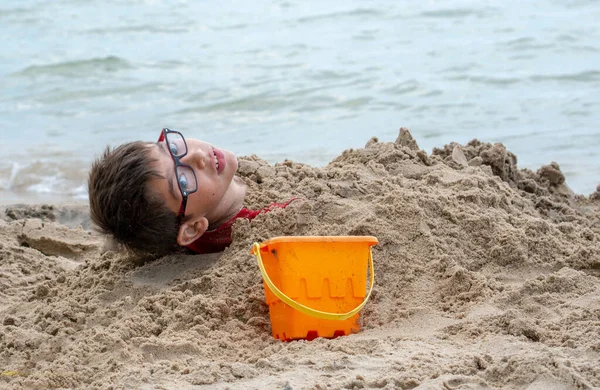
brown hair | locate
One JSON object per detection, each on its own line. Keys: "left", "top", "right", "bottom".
{"left": 88, "top": 142, "right": 179, "bottom": 255}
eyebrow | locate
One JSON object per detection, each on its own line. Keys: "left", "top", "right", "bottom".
{"left": 156, "top": 141, "right": 179, "bottom": 201}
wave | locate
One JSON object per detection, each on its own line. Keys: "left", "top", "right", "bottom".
{"left": 0, "top": 160, "right": 89, "bottom": 202}
{"left": 14, "top": 56, "right": 132, "bottom": 78}
{"left": 446, "top": 75, "right": 521, "bottom": 86}
{"left": 85, "top": 25, "right": 189, "bottom": 34}
{"left": 530, "top": 70, "right": 600, "bottom": 83}
{"left": 293, "top": 8, "right": 384, "bottom": 24}
{"left": 0, "top": 6, "right": 30, "bottom": 17}
{"left": 444, "top": 70, "right": 600, "bottom": 85}
{"left": 503, "top": 37, "right": 556, "bottom": 51}
{"left": 31, "top": 82, "right": 164, "bottom": 104}
{"left": 418, "top": 7, "right": 498, "bottom": 19}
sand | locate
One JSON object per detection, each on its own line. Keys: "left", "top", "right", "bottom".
{"left": 1, "top": 128, "right": 599, "bottom": 390}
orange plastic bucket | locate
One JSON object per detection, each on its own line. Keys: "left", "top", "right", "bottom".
{"left": 251, "top": 236, "right": 377, "bottom": 341}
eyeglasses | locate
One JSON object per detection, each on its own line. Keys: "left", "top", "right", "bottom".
{"left": 157, "top": 128, "right": 198, "bottom": 223}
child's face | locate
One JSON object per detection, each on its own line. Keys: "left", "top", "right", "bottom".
{"left": 148, "top": 136, "right": 240, "bottom": 223}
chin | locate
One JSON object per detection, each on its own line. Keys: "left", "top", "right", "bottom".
{"left": 227, "top": 151, "right": 239, "bottom": 172}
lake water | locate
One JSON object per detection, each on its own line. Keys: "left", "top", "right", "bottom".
{"left": 1, "top": 0, "right": 599, "bottom": 204}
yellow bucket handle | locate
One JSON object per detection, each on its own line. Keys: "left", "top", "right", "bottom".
{"left": 252, "top": 242, "right": 375, "bottom": 321}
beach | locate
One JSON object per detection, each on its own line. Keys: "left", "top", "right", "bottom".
{"left": 1, "top": 129, "right": 599, "bottom": 389}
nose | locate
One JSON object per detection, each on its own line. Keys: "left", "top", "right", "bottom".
{"left": 182, "top": 148, "right": 207, "bottom": 170}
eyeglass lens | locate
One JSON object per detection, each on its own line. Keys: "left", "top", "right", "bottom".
{"left": 165, "top": 132, "right": 187, "bottom": 158}
{"left": 164, "top": 131, "right": 198, "bottom": 195}
{"left": 175, "top": 165, "right": 197, "bottom": 194}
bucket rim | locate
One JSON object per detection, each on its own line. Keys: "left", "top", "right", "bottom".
{"left": 258, "top": 235, "right": 378, "bottom": 248}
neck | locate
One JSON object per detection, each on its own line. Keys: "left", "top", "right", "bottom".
{"left": 206, "top": 176, "right": 246, "bottom": 229}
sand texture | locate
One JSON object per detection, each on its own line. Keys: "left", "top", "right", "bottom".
{"left": 1, "top": 129, "right": 599, "bottom": 390}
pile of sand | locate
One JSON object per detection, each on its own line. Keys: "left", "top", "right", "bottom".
{"left": 1, "top": 129, "right": 599, "bottom": 389}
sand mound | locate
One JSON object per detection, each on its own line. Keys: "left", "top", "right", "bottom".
{"left": 1, "top": 129, "right": 599, "bottom": 389}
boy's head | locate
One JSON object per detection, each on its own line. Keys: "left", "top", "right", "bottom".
{"left": 88, "top": 129, "right": 244, "bottom": 254}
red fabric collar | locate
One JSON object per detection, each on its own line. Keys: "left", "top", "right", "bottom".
{"left": 185, "top": 199, "right": 297, "bottom": 254}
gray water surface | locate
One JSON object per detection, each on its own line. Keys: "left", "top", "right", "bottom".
{"left": 1, "top": 0, "right": 599, "bottom": 203}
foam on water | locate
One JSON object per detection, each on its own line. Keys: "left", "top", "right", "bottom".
{"left": 0, "top": 159, "right": 89, "bottom": 204}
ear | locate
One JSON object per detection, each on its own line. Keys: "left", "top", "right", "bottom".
{"left": 177, "top": 216, "right": 209, "bottom": 246}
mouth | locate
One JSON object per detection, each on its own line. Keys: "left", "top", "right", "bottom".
{"left": 212, "top": 147, "right": 225, "bottom": 174}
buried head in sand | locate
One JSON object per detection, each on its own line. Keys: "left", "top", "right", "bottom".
{"left": 1, "top": 128, "right": 599, "bottom": 389}
{"left": 88, "top": 128, "right": 295, "bottom": 256}
{"left": 88, "top": 128, "right": 247, "bottom": 255}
